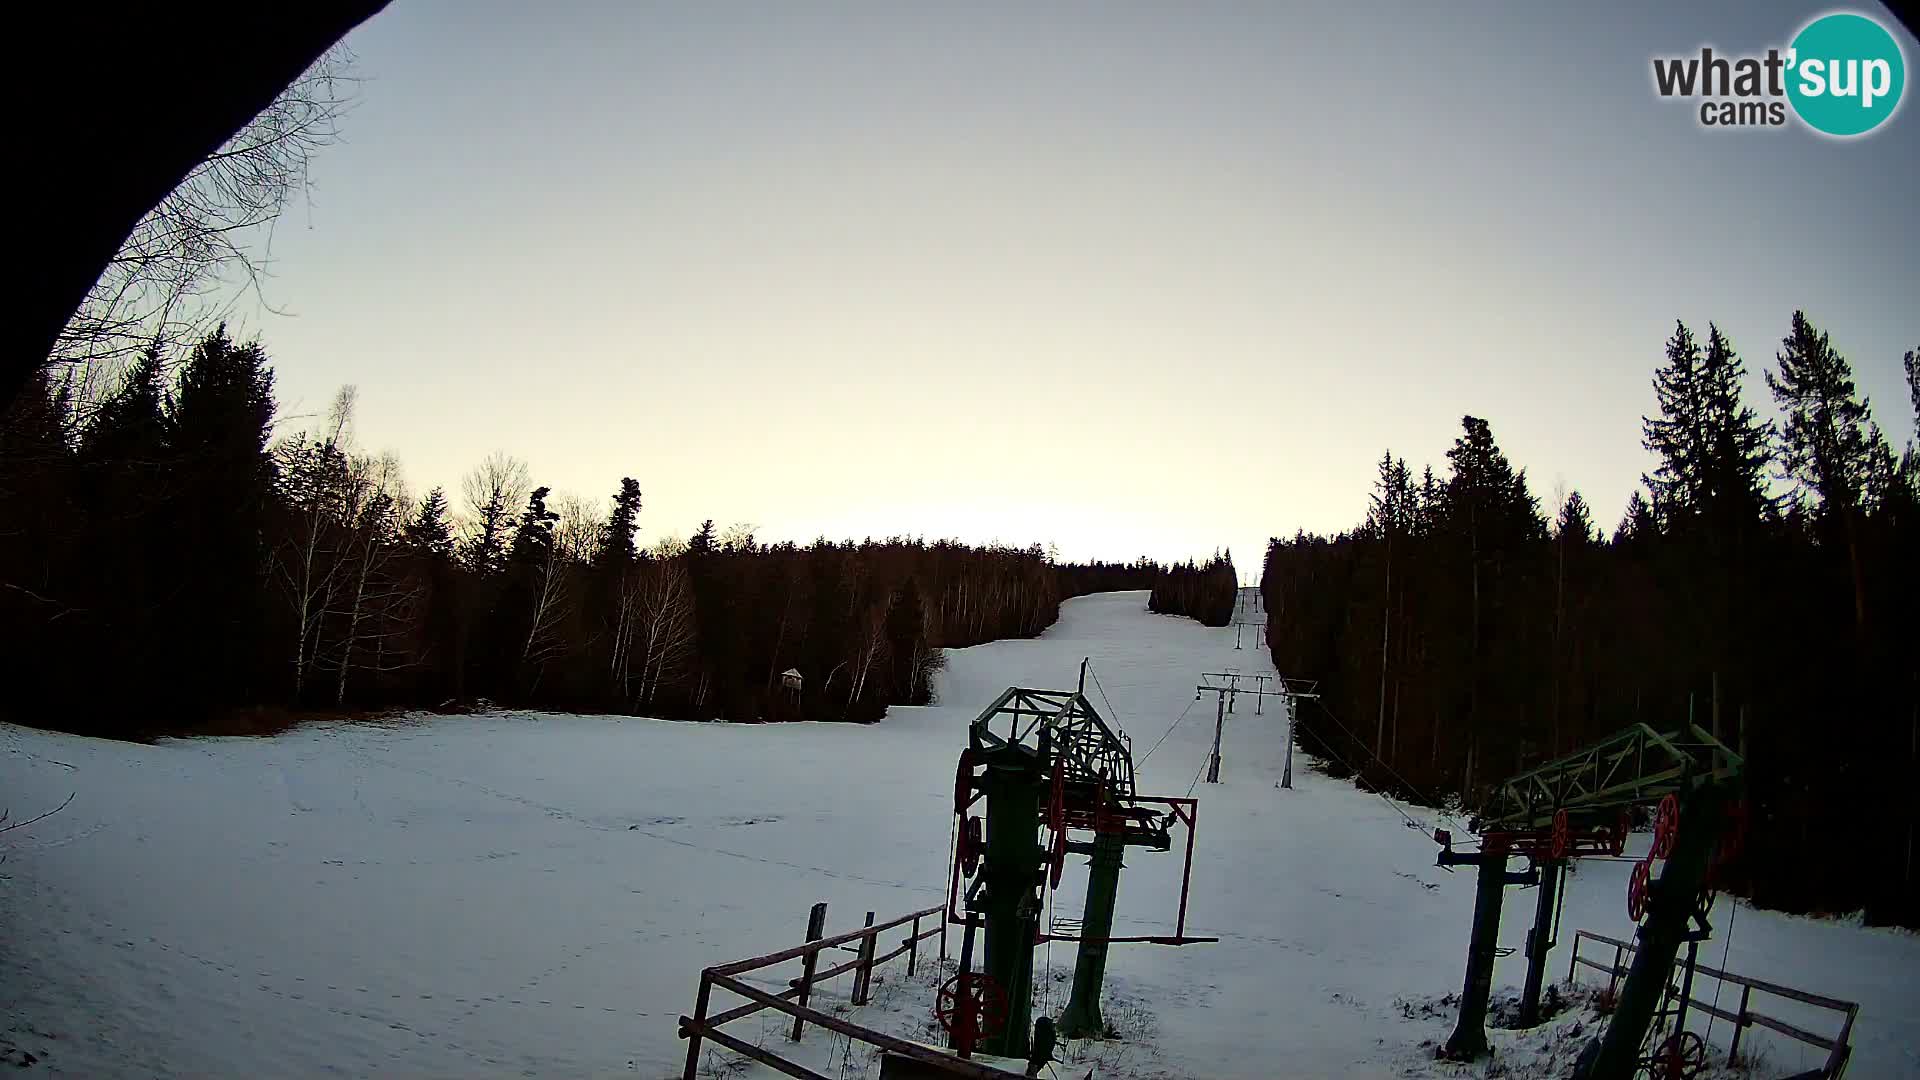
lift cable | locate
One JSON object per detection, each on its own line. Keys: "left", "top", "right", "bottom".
{"left": 1138, "top": 696, "right": 1199, "bottom": 766}
{"left": 1283, "top": 711, "right": 1431, "bottom": 832}
{"left": 1704, "top": 897, "right": 1739, "bottom": 1049}
{"left": 1308, "top": 696, "right": 1471, "bottom": 834}
{"left": 1086, "top": 662, "right": 1124, "bottom": 733}
{"left": 1175, "top": 749, "right": 1205, "bottom": 799}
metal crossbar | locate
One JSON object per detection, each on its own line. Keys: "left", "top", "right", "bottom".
{"left": 1479, "top": 724, "right": 1743, "bottom": 830}
{"left": 970, "top": 685, "right": 1137, "bottom": 800}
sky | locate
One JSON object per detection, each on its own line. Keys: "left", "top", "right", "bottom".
{"left": 235, "top": 1, "right": 1920, "bottom": 577}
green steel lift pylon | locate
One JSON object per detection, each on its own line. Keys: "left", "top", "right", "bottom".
{"left": 1436, "top": 721, "right": 1743, "bottom": 1075}
{"left": 975, "top": 738, "right": 1045, "bottom": 1058}
{"left": 1058, "top": 826, "right": 1125, "bottom": 1037}
{"left": 946, "top": 678, "right": 1210, "bottom": 1060}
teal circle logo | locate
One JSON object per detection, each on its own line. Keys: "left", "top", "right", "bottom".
{"left": 1787, "top": 12, "right": 1905, "bottom": 136}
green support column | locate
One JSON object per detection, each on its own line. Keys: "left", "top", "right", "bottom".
{"left": 1443, "top": 836, "right": 1512, "bottom": 1060}
{"left": 1580, "top": 784, "right": 1730, "bottom": 1080}
{"left": 979, "top": 746, "right": 1042, "bottom": 1059}
{"left": 1058, "top": 826, "right": 1125, "bottom": 1038}
{"left": 1518, "top": 858, "right": 1562, "bottom": 1028}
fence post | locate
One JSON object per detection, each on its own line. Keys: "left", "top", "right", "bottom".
{"left": 1568, "top": 934, "right": 1580, "bottom": 985}
{"left": 908, "top": 913, "right": 921, "bottom": 977}
{"left": 852, "top": 911, "right": 877, "bottom": 1005}
{"left": 1728, "top": 983, "right": 1752, "bottom": 1063}
{"left": 1607, "top": 943, "right": 1623, "bottom": 998}
{"left": 681, "top": 971, "right": 713, "bottom": 1080}
{"left": 940, "top": 909, "right": 949, "bottom": 965}
{"left": 789, "top": 902, "right": 828, "bottom": 1041}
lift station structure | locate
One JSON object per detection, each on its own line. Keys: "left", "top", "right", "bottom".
{"left": 940, "top": 670, "right": 1212, "bottom": 1061}
{"left": 1434, "top": 722, "right": 1747, "bottom": 1080}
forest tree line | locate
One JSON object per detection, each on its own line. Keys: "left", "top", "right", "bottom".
{"left": 1148, "top": 555, "right": 1239, "bottom": 626}
{"left": 0, "top": 328, "right": 1173, "bottom": 736}
{"left": 1261, "top": 312, "right": 1918, "bottom": 926}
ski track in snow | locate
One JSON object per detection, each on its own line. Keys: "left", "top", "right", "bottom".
{"left": 2, "top": 592, "right": 1916, "bottom": 1078}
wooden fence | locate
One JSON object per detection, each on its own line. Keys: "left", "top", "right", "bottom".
{"left": 677, "top": 901, "right": 1025, "bottom": 1080}
{"left": 1567, "top": 929, "right": 1858, "bottom": 1078}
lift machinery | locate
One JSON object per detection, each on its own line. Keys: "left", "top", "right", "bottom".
{"left": 940, "top": 667, "right": 1213, "bottom": 1060}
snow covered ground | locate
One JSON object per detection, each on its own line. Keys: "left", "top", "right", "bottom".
{"left": 2, "top": 591, "right": 1915, "bottom": 1078}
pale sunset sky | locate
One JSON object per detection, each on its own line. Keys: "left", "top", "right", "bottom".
{"left": 233, "top": 2, "right": 1920, "bottom": 576}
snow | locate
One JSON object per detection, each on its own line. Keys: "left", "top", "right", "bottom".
{"left": 2, "top": 591, "right": 1916, "bottom": 1078}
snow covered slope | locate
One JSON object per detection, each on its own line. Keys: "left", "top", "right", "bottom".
{"left": 2, "top": 591, "right": 1915, "bottom": 1077}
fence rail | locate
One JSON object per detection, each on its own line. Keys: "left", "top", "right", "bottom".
{"left": 678, "top": 901, "right": 1023, "bottom": 1080}
{"left": 1567, "top": 929, "right": 1858, "bottom": 1078}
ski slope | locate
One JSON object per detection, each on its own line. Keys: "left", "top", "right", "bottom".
{"left": 2, "top": 591, "right": 1915, "bottom": 1078}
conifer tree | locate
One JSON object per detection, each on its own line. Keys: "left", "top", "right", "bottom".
{"left": 1642, "top": 321, "right": 1707, "bottom": 528}
{"left": 1768, "top": 311, "right": 1880, "bottom": 632}
{"left": 599, "top": 478, "right": 643, "bottom": 566}
{"left": 163, "top": 325, "right": 277, "bottom": 706}
{"left": 404, "top": 487, "right": 455, "bottom": 560}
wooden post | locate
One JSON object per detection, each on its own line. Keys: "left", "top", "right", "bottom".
{"left": 789, "top": 902, "right": 828, "bottom": 1041}
{"left": 1607, "top": 943, "right": 1623, "bottom": 998}
{"left": 907, "top": 914, "right": 921, "bottom": 977}
{"left": 1568, "top": 934, "right": 1580, "bottom": 985}
{"left": 939, "top": 910, "right": 949, "bottom": 965}
{"left": 681, "top": 972, "right": 713, "bottom": 1080}
{"left": 852, "top": 911, "right": 877, "bottom": 1005}
{"left": 1728, "top": 983, "right": 1753, "bottom": 1063}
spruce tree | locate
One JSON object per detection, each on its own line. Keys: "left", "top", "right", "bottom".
{"left": 162, "top": 325, "right": 277, "bottom": 707}
{"left": 1642, "top": 320, "right": 1707, "bottom": 527}
{"left": 404, "top": 488, "right": 455, "bottom": 559}
{"left": 1697, "top": 324, "right": 1775, "bottom": 527}
{"left": 1613, "top": 490, "right": 1656, "bottom": 545}
{"left": 599, "top": 478, "right": 643, "bottom": 566}
{"left": 82, "top": 344, "right": 167, "bottom": 466}
{"left": 1768, "top": 312, "right": 1879, "bottom": 518}
{"left": 510, "top": 486, "right": 559, "bottom": 565}
{"left": 1768, "top": 311, "right": 1882, "bottom": 635}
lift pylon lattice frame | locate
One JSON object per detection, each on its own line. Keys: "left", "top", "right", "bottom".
{"left": 1435, "top": 721, "right": 1745, "bottom": 1080}
{"left": 947, "top": 675, "right": 1215, "bottom": 1057}
{"left": 1476, "top": 722, "right": 1742, "bottom": 832}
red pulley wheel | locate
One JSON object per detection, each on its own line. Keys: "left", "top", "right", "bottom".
{"left": 959, "top": 815, "right": 983, "bottom": 877}
{"left": 934, "top": 972, "right": 1008, "bottom": 1048}
{"left": 1628, "top": 858, "right": 1652, "bottom": 922}
{"left": 1653, "top": 794, "right": 1679, "bottom": 859}
{"left": 1551, "top": 809, "right": 1570, "bottom": 859}
{"left": 1653, "top": 1030, "right": 1706, "bottom": 1079}
{"left": 953, "top": 750, "right": 976, "bottom": 817}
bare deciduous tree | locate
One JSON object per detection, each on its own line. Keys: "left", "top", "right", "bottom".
{"left": 460, "top": 452, "right": 530, "bottom": 576}
{"left": 552, "top": 492, "right": 605, "bottom": 565}
{"left": 271, "top": 386, "right": 355, "bottom": 697}
{"left": 634, "top": 556, "right": 697, "bottom": 709}
{"left": 52, "top": 50, "right": 358, "bottom": 404}
{"left": 330, "top": 451, "right": 415, "bottom": 705}
{"left": 520, "top": 528, "right": 572, "bottom": 680}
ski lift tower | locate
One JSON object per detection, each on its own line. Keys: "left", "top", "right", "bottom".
{"left": 943, "top": 664, "right": 1213, "bottom": 1060}
{"left": 1432, "top": 722, "right": 1746, "bottom": 1080}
